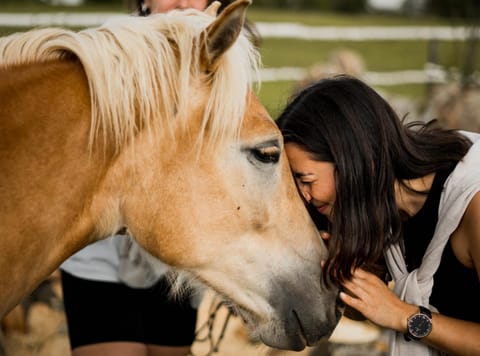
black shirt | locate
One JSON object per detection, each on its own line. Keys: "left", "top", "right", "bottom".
{"left": 402, "top": 166, "right": 480, "bottom": 323}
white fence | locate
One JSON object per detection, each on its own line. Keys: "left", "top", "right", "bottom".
{"left": 1, "top": 13, "right": 476, "bottom": 85}
{"left": 259, "top": 63, "right": 461, "bottom": 84}
{"left": 0, "top": 12, "right": 477, "bottom": 41}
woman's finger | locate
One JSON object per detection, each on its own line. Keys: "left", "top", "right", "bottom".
{"left": 339, "top": 291, "right": 363, "bottom": 310}
{"left": 319, "top": 230, "right": 330, "bottom": 241}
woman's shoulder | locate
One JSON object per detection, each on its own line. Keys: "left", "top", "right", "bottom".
{"left": 450, "top": 191, "right": 480, "bottom": 272}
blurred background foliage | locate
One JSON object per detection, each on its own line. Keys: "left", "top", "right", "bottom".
{"left": 0, "top": 0, "right": 479, "bottom": 127}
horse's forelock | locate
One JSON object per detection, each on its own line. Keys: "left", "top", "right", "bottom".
{"left": 0, "top": 10, "right": 260, "bottom": 152}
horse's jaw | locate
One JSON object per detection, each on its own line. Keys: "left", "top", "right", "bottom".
{"left": 184, "top": 236, "right": 341, "bottom": 351}
{"left": 142, "top": 234, "right": 341, "bottom": 351}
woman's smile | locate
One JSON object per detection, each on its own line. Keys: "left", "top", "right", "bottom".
{"left": 315, "top": 203, "right": 329, "bottom": 215}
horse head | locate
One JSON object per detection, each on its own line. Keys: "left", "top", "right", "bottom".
{"left": 99, "top": 1, "right": 341, "bottom": 349}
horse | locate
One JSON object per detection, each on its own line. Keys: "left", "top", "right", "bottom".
{"left": 0, "top": 0, "right": 340, "bottom": 350}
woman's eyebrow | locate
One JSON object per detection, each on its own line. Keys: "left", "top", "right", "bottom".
{"left": 293, "top": 172, "right": 314, "bottom": 179}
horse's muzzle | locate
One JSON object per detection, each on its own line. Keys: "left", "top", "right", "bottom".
{"left": 253, "top": 282, "right": 341, "bottom": 351}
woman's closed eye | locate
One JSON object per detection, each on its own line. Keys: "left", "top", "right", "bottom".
{"left": 293, "top": 173, "right": 316, "bottom": 186}
{"left": 297, "top": 179, "right": 314, "bottom": 186}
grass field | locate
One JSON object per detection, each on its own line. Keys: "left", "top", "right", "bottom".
{"left": 0, "top": 2, "right": 474, "bottom": 116}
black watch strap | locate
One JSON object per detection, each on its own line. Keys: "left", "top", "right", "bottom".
{"left": 419, "top": 305, "right": 431, "bottom": 317}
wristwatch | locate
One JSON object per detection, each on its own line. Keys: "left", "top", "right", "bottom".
{"left": 404, "top": 305, "right": 432, "bottom": 341}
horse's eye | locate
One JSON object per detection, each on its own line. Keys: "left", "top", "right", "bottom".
{"left": 251, "top": 145, "right": 280, "bottom": 164}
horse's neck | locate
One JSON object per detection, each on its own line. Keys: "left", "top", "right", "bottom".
{"left": 0, "top": 60, "right": 108, "bottom": 316}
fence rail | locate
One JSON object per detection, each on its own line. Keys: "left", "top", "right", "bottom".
{"left": 260, "top": 63, "right": 474, "bottom": 85}
{"left": 1, "top": 13, "right": 477, "bottom": 86}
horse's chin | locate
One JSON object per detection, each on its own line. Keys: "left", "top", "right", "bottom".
{"left": 220, "top": 297, "right": 321, "bottom": 351}
{"left": 243, "top": 310, "right": 320, "bottom": 351}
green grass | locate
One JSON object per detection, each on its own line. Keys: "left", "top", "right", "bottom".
{"left": 248, "top": 8, "right": 458, "bottom": 26}
{"left": 376, "top": 83, "right": 428, "bottom": 103}
{"left": 260, "top": 39, "right": 429, "bottom": 71}
{"left": 0, "top": 27, "right": 30, "bottom": 36}
{"left": 255, "top": 80, "right": 297, "bottom": 118}
{"left": 260, "top": 38, "right": 478, "bottom": 72}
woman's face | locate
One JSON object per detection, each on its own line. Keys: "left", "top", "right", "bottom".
{"left": 285, "top": 143, "right": 336, "bottom": 221}
{"left": 145, "top": 0, "right": 209, "bottom": 13}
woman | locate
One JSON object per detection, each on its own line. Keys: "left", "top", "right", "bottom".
{"left": 276, "top": 75, "right": 480, "bottom": 355}
{"left": 61, "top": 1, "right": 259, "bottom": 356}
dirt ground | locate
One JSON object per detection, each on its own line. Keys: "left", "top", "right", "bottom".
{"left": 2, "top": 274, "right": 388, "bottom": 356}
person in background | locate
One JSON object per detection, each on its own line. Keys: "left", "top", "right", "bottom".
{"left": 60, "top": 1, "right": 260, "bottom": 356}
{"left": 276, "top": 75, "right": 480, "bottom": 356}
{"left": 137, "top": 0, "right": 260, "bottom": 46}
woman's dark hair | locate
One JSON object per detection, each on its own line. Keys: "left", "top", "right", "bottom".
{"left": 135, "top": 0, "right": 261, "bottom": 46}
{"left": 276, "top": 75, "right": 472, "bottom": 284}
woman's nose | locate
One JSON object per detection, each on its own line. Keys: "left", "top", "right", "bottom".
{"left": 300, "top": 186, "right": 311, "bottom": 202}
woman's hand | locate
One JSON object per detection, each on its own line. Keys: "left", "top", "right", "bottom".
{"left": 319, "top": 230, "right": 330, "bottom": 246}
{"left": 339, "top": 268, "right": 416, "bottom": 332}
{"left": 340, "top": 269, "right": 480, "bottom": 355}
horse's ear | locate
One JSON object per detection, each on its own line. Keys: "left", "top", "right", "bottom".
{"left": 204, "top": 1, "right": 221, "bottom": 17}
{"left": 200, "top": 0, "right": 251, "bottom": 72}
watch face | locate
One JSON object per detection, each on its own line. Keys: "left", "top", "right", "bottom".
{"left": 408, "top": 313, "right": 432, "bottom": 338}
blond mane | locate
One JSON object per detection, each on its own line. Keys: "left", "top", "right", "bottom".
{"left": 0, "top": 9, "right": 260, "bottom": 151}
